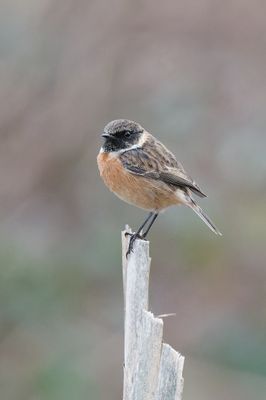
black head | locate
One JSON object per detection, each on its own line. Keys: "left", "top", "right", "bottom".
{"left": 101, "top": 119, "right": 144, "bottom": 152}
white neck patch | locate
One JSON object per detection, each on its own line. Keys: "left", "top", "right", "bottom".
{"left": 100, "top": 143, "right": 142, "bottom": 155}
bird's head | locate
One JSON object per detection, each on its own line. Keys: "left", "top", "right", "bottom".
{"left": 101, "top": 119, "right": 144, "bottom": 152}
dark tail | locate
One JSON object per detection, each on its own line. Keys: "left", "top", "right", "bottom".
{"left": 188, "top": 200, "right": 222, "bottom": 236}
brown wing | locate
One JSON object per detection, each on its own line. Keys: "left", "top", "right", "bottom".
{"left": 119, "top": 138, "right": 207, "bottom": 198}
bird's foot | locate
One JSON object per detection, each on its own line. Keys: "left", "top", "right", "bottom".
{"left": 125, "top": 232, "right": 143, "bottom": 258}
{"left": 124, "top": 231, "right": 133, "bottom": 237}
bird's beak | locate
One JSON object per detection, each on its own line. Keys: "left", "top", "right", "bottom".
{"left": 101, "top": 133, "right": 112, "bottom": 138}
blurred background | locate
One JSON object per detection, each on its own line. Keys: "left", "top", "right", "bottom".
{"left": 0, "top": 0, "right": 266, "bottom": 399}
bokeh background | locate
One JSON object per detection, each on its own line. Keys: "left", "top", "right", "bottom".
{"left": 1, "top": 1, "right": 266, "bottom": 399}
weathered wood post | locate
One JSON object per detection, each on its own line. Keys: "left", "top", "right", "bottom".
{"left": 122, "top": 227, "right": 184, "bottom": 400}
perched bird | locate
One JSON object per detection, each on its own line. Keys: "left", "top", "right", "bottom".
{"left": 97, "top": 119, "right": 221, "bottom": 256}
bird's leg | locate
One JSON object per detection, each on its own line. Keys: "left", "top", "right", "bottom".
{"left": 142, "top": 212, "right": 158, "bottom": 238}
{"left": 125, "top": 212, "right": 154, "bottom": 257}
{"left": 125, "top": 212, "right": 154, "bottom": 238}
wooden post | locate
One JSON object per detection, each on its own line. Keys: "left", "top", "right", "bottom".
{"left": 122, "top": 227, "right": 185, "bottom": 400}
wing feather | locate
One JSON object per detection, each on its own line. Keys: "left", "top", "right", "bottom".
{"left": 119, "top": 139, "right": 207, "bottom": 198}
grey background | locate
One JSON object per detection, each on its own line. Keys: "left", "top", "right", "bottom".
{"left": 0, "top": 1, "right": 266, "bottom": 399}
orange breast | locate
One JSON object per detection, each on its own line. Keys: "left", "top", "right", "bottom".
{"left": 97, "top": 151, "right": 181, "bottom": 211}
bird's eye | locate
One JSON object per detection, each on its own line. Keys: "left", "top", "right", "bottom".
{"left": 124, "top": 131, "right": 131, "bottom": 138}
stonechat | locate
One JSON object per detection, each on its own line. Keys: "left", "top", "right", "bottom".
{"left": 97, "top": 119, "right": 221, "bottom": 256}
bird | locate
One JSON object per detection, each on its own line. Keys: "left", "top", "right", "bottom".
{"left": 97, "top": 119, "right": 221, "bottom": 257}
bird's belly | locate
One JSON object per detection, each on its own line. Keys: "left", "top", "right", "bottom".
{"left": 97, "top": 152, "right": 181, "bottom": 211}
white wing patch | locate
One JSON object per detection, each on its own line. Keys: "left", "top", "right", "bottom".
{"left": 175, "top": 188, "right": 189, "bottom": 204}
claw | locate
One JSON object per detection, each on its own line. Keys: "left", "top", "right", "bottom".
{"left": 125, "top": 232, "right": 133, "bottom": 237}
{"left": 126, "top": 233, "right": 142, "bottom": 258}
